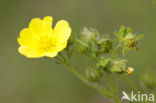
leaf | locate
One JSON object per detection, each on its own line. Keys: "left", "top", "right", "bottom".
{"left": 54, "top": 60, "right": 62, "bottom": 64}
{"left": 111, "top": 67, "right": 122, "bottom": 72}
{"left": 69, "top": 49, "right": 73, "bottom": 58}
{"left": 90, "top": 28, "right": 99, "bottom": 39}
{"left": 122, "top": 47, "right": 127, "bottom": 56}
{"left": 113, "top": 32, "right": 118, "bottom": 36}
{"left": 89, "top": 41, "right": 98, "bottom": 54}
{"left": 119, "top": 25, "right": 126, "bottom": 33}
{"left": 136, "top": 47, "right": 140, "bottom": 52}
{"left": 127, "top": 27, "right": 132, "bottom": 33}
{"left": 98, "top": 59, "right": 109, "bottom": 67}
{"left": 136, "top": 35, "right": 144, "bottom": 40}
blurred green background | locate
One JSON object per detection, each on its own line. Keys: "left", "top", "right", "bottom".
{"left": 0, "top": 0, "right": 156, "bottom": 103}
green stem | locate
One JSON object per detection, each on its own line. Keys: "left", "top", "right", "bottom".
{"left": 65, "top": 63, "right": 110, "bottom": 97}
{"left": 59, "top": 53, "right": 66, "bottom": 62}
{"left": 124, "top": 77, "right": 146, "bottom": 103}
{"left": 124, "top": 76, "right": 138, "bottom": 92}
{"left": 55, "top": 57, "right": 64, "bottom": 63}
{"left": 65, "top": 62, "right": 83, "bottom": 80}
{"left": 106, "top": 73, "right": 120, "bottom": 103}
{"left": 91, "top": 56, "right": 99, "bottom": 62}
{"left": 112, "top": 44, "right": 121, "bottom": 58}
{"left": 112, "top": 97, "right": 121, "bottom": 103}
{"left": 90, "top": 83, "right": 120, "bottom": 103}
{"left": 107, "top": 73, "right": 115, "bottom": 91}
{"left": 65, "top": 62, "right": 120, "bottom": 103}
{"left": 89, "top": 83, "right": 113, "bottom": 98}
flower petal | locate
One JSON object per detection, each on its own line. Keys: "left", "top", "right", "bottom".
{"left": 18, "top": 46, "right": 44, "bottom": 58}
{"left": 53, "top": 20, "right": 71, "bottom": 45}
{"left": 43, "top": 16, "right": 53, "bottom": 27}
{"left": 45, "top": 52, "right": 58, "bottom": 58}
{"left": 57, "top": 41, "right": 67, "bottom": 52}
{"left": 29, "top": 17, "right": 53, "bottom": 36}
{"left": 18, "top": 28, "right": 38, "bottom": 47}
{"left": 43, "top": 16, "right": 54, "bottom": 36}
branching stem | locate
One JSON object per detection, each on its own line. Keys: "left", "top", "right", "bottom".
{"left": 65, "top": 62, "right": 120, "bottom": 103}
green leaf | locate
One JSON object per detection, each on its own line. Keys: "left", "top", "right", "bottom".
{"left": 136, "top": 47, "right": 140, "bottom": 52}
{"left": 111, "top": 67, "right": 122, "bottom": 72}
{"left": 90, "top": 28, "right": 99, "bottom": 39}
{"left": 136, "top": 35, "right": 144, "bottom": 40}
{"left": 81, "top": 27, "right": 97, "bottom": 42}
{"left": 98, "top": 58, "right": 110, "bottom": 67}
{"left": 122, "top": 47, "right": 127, "bottom": 56}
{"left": 113, "top": 32, "right": 118, "bottom": 36}
{"left": 111, "top": 59, "right": 127, "bottom": 73}
{"left": 127, "top": 27, "right": 132, "bottom": 33}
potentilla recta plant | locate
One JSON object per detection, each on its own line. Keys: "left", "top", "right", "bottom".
{"left": 17, "top": 16, "right": 145, "bottom": 103}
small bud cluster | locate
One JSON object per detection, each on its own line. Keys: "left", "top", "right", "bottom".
{"left": 76, "top": 27, "right": 99, "bottom": 58}
{"left": 76, "top": 26, "right": 143, "bottom": 82}
{"left": 52, "top": 25, "right": 144, "bottom": 102}
{"left": 114, "top": 25, "right": 144, "bottom": 55}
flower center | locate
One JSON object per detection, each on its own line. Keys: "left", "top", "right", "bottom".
{"left": 39, "top": 36, "right": 54, "bottom": 52}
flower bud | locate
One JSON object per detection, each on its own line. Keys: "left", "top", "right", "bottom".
{"left": 89, "top": 42, "right": 98, "bottom": 57}
{"left": 81, "top": 27, "right": 98, "bottom": 42}
{"left": 123, "top": 33, "right": 137, "bottom": 50}
{"left": 126, "top": 67, "right": 134, "bottom": 74}
{"left": 111, "top": 59, "right": 127, "bottom": 73}
{"left": 84, "top": 67, "right": 102, "bottom": 82}
{"left": 97, "top": 39, "right": 112, "bottom": 53}
{"left": 68, "top": 34, "right": 74, "bottom": 46}
{"left": 76, "top": 39, "right": 89, "bottom": 54}
{"left": 79, "top": 45, "right": 88, "bottom": 54}
{"left": 114, "top": 26, "right": 143, "bottom": 52}
{"left": 97, "top": 57, "right": 111, "bottom": 71}
{"left": 124, "top": 33, "right": 135, "bottom": 40}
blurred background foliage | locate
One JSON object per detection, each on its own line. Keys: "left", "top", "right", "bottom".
{"left": 0, "top": 0, "right": 156, "bottom": 103}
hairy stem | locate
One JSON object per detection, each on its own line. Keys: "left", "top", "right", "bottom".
{"left": 65, "top": 62, "right": 83, "bottom": 80}
{"left": 124, "top": 76, "right": 138, "bottom": 92}
{"left": 106, "top": 73, "right": 120, "bottom": 103}
{"left": 65, "top": 62, "right": 121, "bottom": 103}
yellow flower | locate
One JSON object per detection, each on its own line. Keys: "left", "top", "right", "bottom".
{"left": 18, "top": 16, "right": 71, "bottom": 58}
{"left": 126, "top": 67, "right": 134, "bottom": 74}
